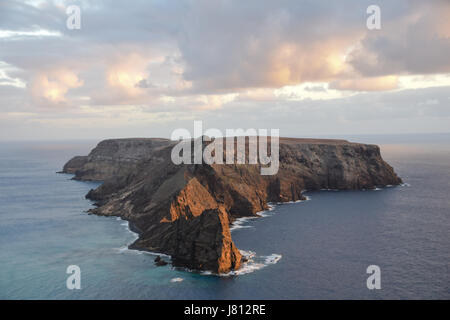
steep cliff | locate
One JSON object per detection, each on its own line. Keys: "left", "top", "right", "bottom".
{"left": 62, "top": 138, "right": 171, "bottom": 180}
{"left": 62, "top": 137, "right": 402, "bottom": 274}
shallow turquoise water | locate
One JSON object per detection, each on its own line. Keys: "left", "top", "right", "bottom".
{"left": 0, "top": 139, "right": 449, "bottom": 299}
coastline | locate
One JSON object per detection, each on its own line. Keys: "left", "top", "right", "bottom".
{"left": 69, "top": 167, "right": 408, "bottom": 277}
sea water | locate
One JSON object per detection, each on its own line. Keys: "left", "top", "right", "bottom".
{"left": 0, "top": 136, "right": 449, "bottom": 299}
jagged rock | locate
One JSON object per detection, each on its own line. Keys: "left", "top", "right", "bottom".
{"left": 61, "top": 137, "right": 402, "bottom": 274}
{"left": 154, "top": 256, "right": 168, "bottom": 266}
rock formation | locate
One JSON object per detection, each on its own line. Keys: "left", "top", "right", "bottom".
{"left": 62, "top": 137, "right": 402, "bottom": 274}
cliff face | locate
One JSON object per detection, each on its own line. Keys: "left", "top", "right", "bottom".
{"left": 62, "top": 137, "right": 402, "bottom": 274}
{"left": 63, "top": 138, "right": 171, "bottom": 180}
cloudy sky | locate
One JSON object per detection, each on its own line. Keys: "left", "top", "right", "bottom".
{"left": 0, "top": 0, "right": 449, "bottom": 140}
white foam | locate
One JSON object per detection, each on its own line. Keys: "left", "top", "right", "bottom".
{"left": 401, "top": 183, "right": 411, "bottom": 187}
{"left": 114, "top": 245, "right": 171, "bottom": 259}
{"left": 230, "top": 204, "right": 276, "bottom": 230}
{"left": 222, "top": 250, "right": 282, "bottom": 276}
{"left": 116, "top": 218, "right": 139, "bottom": 241}
{"left": 113, "top": 217, "right": 171, "bottom": 259}
{"left": 114, "top": 245, "right": 144, "bottom": 255}
{"left": 170, "top": 277, "right": 184, "bottom": 283}
{"left": 367, "top": 183, "right": 409, "bottom": 191}
{"left": 115, "top": 245, "right": 132, "bottom": 254}
{"left": 230, "top": 215, "right": 260, "bottom": 232}
{"left": 257, "top": 204, "right": 276, "bottom": 217}
{"left": 230, "top": 217, "right": 256, "bottom": 231}
{"left": 239, "top": 249, "right": 256, "bottom": 257}
{"left": 231, "top": 198, "right": 308, "bottom": 231}
{"left": 281, "top": 198, "right": 310, "bottom": 204}
{"left": 264, "top": 254, "right": 282, "bottom": 264}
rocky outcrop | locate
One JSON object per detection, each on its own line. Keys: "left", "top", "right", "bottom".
{"left": 154, "top": 256, "right": 168, "bottom": 266}
{"left": 62, "top": 138, "right": 171, "bottom": 181}
{"left": 62, "top": 137, "right": 402, "bottom": 274}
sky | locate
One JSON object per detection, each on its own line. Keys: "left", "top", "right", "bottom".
{"left": 0, "top": 0, "right": 449, "bottom": 140}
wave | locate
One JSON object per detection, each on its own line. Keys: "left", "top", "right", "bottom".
{"left": 221, "top": 251, "right": 282, "bottom": 276}
{"left": 401, "top": 182, "right": 411, "bottom": 187}
{"left": 366, "top": 183, "right": 410, "bottom": 191}
{"left": 121, "top": 220, "right": 139, "bottom": 241}
{"left": 264, "top": 254, "right": 282, "bottom": 264}
{"left": 114, "top": 244, "right": 171, "bottom": 259}
{"left": 175, "top": 251, "right": 282, "bottom": 277}
{"left": 113, "top": 218, "right": 171, "bottom": 259}
{"left": 273, "top": 197, "right": 311, "bottom": 205}
{"left": 231, "top": 197, "right": 310, "bottom": 230}
{"left": 170, "top": 277, "right": 184, "bottom": 283}
{"left": 230, "top": 216, "right": 257, "bottom": 231}
{"left": 230, "top": 204, "right": 278, "bottom": 231}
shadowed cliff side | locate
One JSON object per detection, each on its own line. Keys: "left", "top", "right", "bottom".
{"left": 62, "top": 137, "right": 402, "bottom": 274}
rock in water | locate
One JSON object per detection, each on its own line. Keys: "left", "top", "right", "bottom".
{"left": 154, "top": 256, "right": 168, "bottom": 266}
{"left": 61, "top": 137, "right": 402, "bottom": 274}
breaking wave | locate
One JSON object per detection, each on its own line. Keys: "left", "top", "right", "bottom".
{"left": 222, "top": 251, "right": 282, "bottom": 276}
{"left": 113, "top": 218, "right": 171, "bottom": 259}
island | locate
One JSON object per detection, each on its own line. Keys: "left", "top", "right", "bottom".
{"left": 61, "top": 137, "right": 402, "bottom": 274}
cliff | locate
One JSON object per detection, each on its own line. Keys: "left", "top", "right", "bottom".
{"left": 62, "top": 138, "right": 171, "bottom": 180}
{"left": 62, "top": 137, "right": 402, "bottom": 274}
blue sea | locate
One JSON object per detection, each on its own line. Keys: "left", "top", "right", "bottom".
{"left": 0, "top": 135, "right": 449, "bottom": 299}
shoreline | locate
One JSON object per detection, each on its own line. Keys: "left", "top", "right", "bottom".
{"left": 84, "top": 181, "right": 408, "bottom": 277}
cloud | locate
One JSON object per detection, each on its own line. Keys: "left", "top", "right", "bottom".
{"left": 1, "top": 0, "right": 449, "bottom": 97}
{"left": 2, "top": 85, "right": 449, "bottom": 140}
{"left": 348, "top": 1, "right": 450, "bottom": 77}
{"left": 0, "top": 61, "right": 26, "bottom": 88}
{"left": 135, "top": 79, "right": 152, "bottom": 89}
{"left": 173, "top": 0, "right": 450, "bottom": 93}
{"left": 30, "top": 69, "right": 83, "bottom": 106}
{"left": 0, "top": 0, "right": 449, "bottom": 139}
{"left": 330, "top": 76, "right": 398, "bottom": 91}
{"left": 176, "top": 1, "right": 363, "bottom": 93}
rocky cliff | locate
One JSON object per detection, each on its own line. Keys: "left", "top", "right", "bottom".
{"left": 62, "top": 137, "right": 402, "bottom": 274}
{"left": 62, "top": 138, "right": 171, "bottom": 180}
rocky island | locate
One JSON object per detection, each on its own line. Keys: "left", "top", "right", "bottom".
{"left": 62, "top": 137, "right": 402, "bottom": 274}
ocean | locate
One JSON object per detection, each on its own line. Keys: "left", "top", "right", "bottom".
{"left": 0, "top": 135, "right": 449, "bottom": 299}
